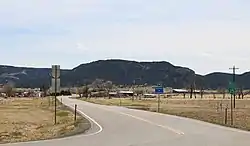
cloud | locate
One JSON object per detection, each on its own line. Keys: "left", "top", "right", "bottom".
{"left": 0, "top": 0, "right": 250, "bottom": 74}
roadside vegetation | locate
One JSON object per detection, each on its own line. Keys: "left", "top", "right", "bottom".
{"left": 0, "top": 97, "right": 90, "bottom": 144}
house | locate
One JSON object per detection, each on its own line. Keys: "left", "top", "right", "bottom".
{"left": 119, "top": 91, "right": 134, "bottom": 97}
{"left": 172, "top": 89, "right": 189, "bottom": 94}
{"left": 109, "top": 92, "right": 118, "bottom": 97}
{"left": 108, "top": 91, "right": 134, "bottom": 97}
{"left": 144, "top": 94, "right": 157, "bottom": 98}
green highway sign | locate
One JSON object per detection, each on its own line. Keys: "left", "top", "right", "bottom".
{"left": 228, "top": 81, "right": 236, "bottom": 95}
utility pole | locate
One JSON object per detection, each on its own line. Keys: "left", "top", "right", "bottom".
{"left": 230, "top": 94, "right": 233, "bottom": 125}
{"left": 229, "top": 66, "right": 239, "bottom": 108}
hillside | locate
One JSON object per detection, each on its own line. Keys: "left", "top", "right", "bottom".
{"left": 0, "top": 59, "right": 249, "bottom": 89}
{"left": 63, "top": 60, "right": 196, "bottom": 88}
{"left": 0, "top": 65, "right": 70, "bottom": 88}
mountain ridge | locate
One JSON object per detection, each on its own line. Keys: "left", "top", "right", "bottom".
{"left": 0, "top": 59, "right": 249, "bottom": 89}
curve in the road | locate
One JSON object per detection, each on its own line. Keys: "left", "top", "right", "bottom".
{"left": 65, "top": 102, "right": 103, "bottom": 136}
{"left": 2, "top": 96, "right": 250, "bottom": 146}
{"left": 92, "top": 104, "right": 184, "bottom": 135}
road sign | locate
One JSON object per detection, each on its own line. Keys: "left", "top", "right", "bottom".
{"left": 52, "top": 65, "right": 60, "bottom": 79}
{"left": 51, "top": 65, "right": 60, "bottom": 93}
{"left": 228, "top": 81, "right": 236, "bottom": 95}
{"left": 51, "top": 78, "right": 60, "bottom": 93}
{"left": 155, "top": 86, "right": 164, "bottom": 94}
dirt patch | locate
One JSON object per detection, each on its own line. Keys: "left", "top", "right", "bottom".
{"left": 0, "top": 97, "right": 90, "bottom": 144}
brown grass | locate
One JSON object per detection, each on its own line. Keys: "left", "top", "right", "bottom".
{"left": 0, "top": 97, "right": 90, "bottom": 144}
{"left": 82, "top": 95, "right": 250, "bottom": 131}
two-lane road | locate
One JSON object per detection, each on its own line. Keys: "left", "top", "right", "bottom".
{"left": 3, "top": 96, "right": 250, "bottom": 146}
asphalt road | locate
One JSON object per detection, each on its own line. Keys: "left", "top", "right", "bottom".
{"left": 2, "top": 96, "right": 250, "bottom": 146}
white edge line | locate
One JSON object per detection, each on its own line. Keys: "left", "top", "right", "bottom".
{"left": 2, "top": 97, "right": 103, "bottom": 146}
{"left": 66, "top": 103, "right": 103, "bottom": 137}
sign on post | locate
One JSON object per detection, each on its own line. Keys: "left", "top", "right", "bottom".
{"left": 51, "top": 78, "right": 60, "bottom": 93}
{"left": 52, "top": 65, "right": 60, "bottom": 79}
{"left": 154, "top": 86, "right": 164, "bottom": 113}
{"left": 52, "top": 65, "right": 60, "bottom": 125}
{"left": 154, "top": 86, "right": 164, "bottom": 94}
{"left": 51, "top": 65, "right": 60, "bottom": 93}
{"left": 228, "top": 81, "right": 236, "bottom": 95}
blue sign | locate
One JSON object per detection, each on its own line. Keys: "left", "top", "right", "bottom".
{"left": 155, "top": 86, "right": 164, "bottom": 94}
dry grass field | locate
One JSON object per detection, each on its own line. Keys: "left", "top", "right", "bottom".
{"left": 0, "top": 97, "right": 90, "bottom": 144}
{"left": 82, "top": 94, "right": 250, "bottom": 131}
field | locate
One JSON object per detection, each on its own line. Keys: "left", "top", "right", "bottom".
{"left": 0, "top": 97, "right": 90, "bottom": 144}
{"left": 82, "top": 94, "right": 250, "bottom": 131}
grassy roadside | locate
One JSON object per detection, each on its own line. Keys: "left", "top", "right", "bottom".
{"left": 81, "top": 97, "right": 250, "bottom": 131}
{"left": 0, "top": 97, "right": 90, "bottom": 144}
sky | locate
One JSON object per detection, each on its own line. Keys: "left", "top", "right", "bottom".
{"left": 0, "top": 0, "right": 250, "bottom": 75}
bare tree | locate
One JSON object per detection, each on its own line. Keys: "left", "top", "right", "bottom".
{"left": 3, "top": 83, "right": 14, "bottom": 97}
{"left": 77, "top": 87, "right": 83, "bottom": 98}
{"left": 103, "top": 81, "right": 113, "bottom": 99}
{"left": 190, "top": 84, "right": 193, "bottom": 99}
{"left": 82, "top": 85, "right": 89, "bottom": 98}
{"left": 134, "top": 89, "right": 144, "bottom": 100}
{"left": 239, "top": 86, "right": 244, "bottom": 99}
{"left": 91, "top": 79, "right": 105, "bottom": 91}
{"left": 200, "top": 87, "right": 204, "bottom": 99}
{"left": 41, "top": 85, "right": 49, "bottom": 97}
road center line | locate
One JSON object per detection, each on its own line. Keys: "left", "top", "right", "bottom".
{"left": 95, "top": 105, "right": 184, "bottom": 135}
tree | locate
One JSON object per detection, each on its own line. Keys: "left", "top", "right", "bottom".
{"left": 103, "top": 81, "right": 113, "bottom": 99}
{"left": 238, "top": 86, "right": 244, "bottom": 99}
{"left": 40, "top": 85, "right": 49, "bottom": 97}
{"left": 91, "top": 79, "right": 105, "bottom": 91}
{"left": 77, "top": 87, "right": 83, "bottom": 98}
{"left": 134, "top": 89, "right": 144, "bottom": 100}
{"left": 200, "top": 87, "right": 204, "bottom": 99}
{"left": 3, "top": 83, "right": 14, "bottom": 97}
{"left": 189, "top": 84, "right": 193, "bottom": 99}
{"left": 82, "top": 85, "right": 89, "bottom": 98}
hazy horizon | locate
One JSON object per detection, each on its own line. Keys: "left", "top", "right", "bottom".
{"left": 1, "top": 0, "right": 250, "bottom": 75}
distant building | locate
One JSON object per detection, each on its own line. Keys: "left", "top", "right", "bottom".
{"left": 119, "top": 91, "right": 134, "bottom": 97}
{"left": 108, "top": 91, "right": 134, "bottom": 97}
{"left": 172, "top": 89, "right": 189, "bottom": 94}
{"left": 144, "top": 94, "right": 157, "bottom": 98}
